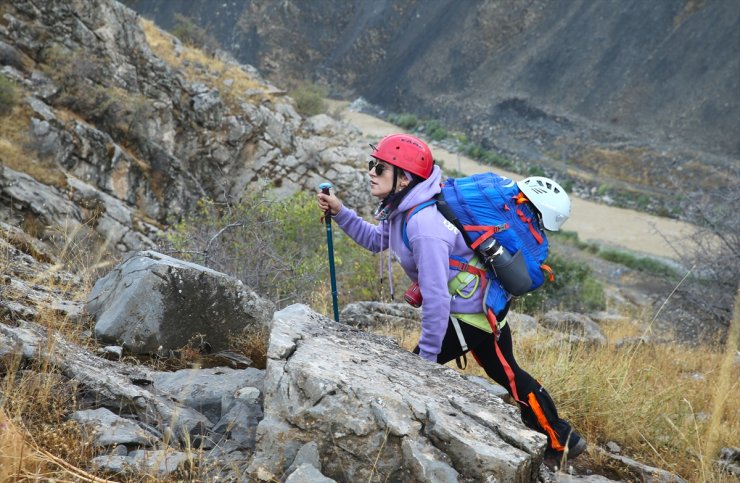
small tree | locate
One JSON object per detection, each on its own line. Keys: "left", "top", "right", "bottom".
{"left": 675, "top": 182, "right": 740, "bottom": 336}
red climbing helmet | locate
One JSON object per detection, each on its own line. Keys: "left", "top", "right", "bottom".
{"left": 371, "top": 134, "right": 434, "bottom": 179}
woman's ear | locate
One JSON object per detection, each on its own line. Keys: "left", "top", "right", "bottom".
{"left": 397, "top": 177, "right": 410, "bottom": 189}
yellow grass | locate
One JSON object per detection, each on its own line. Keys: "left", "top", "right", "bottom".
{"left": 0, "top": 409, "right": 46, "bottom": 480}
{"left": 140, "top": 18, "right": 276, "bottom": 109}
{"left": 0, "top": 102, "right": 68, "bottom": 188}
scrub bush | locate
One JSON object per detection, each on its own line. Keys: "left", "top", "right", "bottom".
{"left": 290, "top": 81, "right": 328, "bottom": 117}
{"left": 512, "top": 252, "right": 606, "bottom": 315}
{"left": 0, "top": 74, "right": 16, "bottom": 116}
{"left": 388, "top": 113, "right": 418, "bottom": 130}
{"left": 163, "top": 191, "right": 390, "bottom": 311}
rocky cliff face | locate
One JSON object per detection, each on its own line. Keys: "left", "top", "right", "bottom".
{"left": 0, "top": 0, "right": 374, "bottom": 252}
{"left": 129, "top": 0, "right": 739, "bottom": 204}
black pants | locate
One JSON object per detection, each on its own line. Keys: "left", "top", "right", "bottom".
{"left": 415, "top": 319, "right": 574, "bottom": 453}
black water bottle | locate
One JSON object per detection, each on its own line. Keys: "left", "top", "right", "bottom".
{"left": 478, "top": 237, "right": 532, "bottom": 296}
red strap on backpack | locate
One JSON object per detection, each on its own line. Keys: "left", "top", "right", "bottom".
{"left": 463, "top": 224, "right": 510, "bottom": 249}
{"left": 449, "top": 258, "right": 488, "bottom": 279}
{"left": 514, "top": 192, "right": 545, "bottom": 245}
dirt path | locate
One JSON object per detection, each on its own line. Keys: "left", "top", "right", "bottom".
{"left": 335, "top": 102, "right": 697, "bottom": 261}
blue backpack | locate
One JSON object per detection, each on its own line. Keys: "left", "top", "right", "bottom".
{"left": 402, "top": 172, "right": 553, "bottom": 322}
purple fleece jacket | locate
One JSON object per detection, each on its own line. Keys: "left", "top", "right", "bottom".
{"left": 334, "top": 165, "right": 485, "bottom": 362}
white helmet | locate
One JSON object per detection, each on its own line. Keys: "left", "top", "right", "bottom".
{"left": 516, "top": 176, "right": 571, "bottom": 231}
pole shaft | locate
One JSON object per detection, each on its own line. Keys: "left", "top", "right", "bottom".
{"left": 325, "top": 218, "right": 339, "bottom": 322}
{"left": 320, "top": 184, "right": 340, "bottom": 322}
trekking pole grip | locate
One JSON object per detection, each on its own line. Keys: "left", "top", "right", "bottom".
{"left": 319, "top": 182, "right": 332, "bottom": 217}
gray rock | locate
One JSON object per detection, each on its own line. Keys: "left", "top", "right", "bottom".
{"left": 340, "top": 301, "right": 421, "bottom": 331}
{"left": 716, "top": 447, "right": 740, "bottom": 476}
{"left": 212, "top": 386, "right": 264, "bottom": 449}
{"left": 0, "top": 166, "right": 82, "bottom": 233}
{"left": 606, "top": 441, "right": 621, "bottom": 453}
{"left": 98, "top": 345, "right": 123, "bottom": 361}
{"left": 284, "top": 441, "right": 321, "bottom": 477}
{"left": 87, "top": 251, "right": 275, "bottom": 354}
{"left": 91, "top": 454, "right": 130, "bottom": 474}
{"left": 600, "top": 449, "right": 687, "bottom": 482}
{"left": 285, "top": 464, "right": 336, "bottom": 483}
{"left": 506, "top": 311, "right": 539, "bottom": 338}
{"left": 92, "top": 450, "right": 188, "bottom": 478}
{"left": 462, "top": 374, "right": 513, "bottom": 403}
{"left": 112, "top": 444, "right": 129, "bottom": 456}
{"left": 128, "top": 450, "right": 189, "bottom": 477}
{"left": 150, "top": 366, "right": 264, "bottom": 424}
{"left": 249, "top": 304, "right": 546, "bottom": 482}
{"left": 538, "top": 311, "right": 607, "bottom": 346}
{"left": 70, "top": 408, "right": 154, "bottom": 448}
{"left": 401, "top": 438, "right": 459, "bottom": 483}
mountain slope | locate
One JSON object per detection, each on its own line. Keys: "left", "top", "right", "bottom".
{"left": 129, "top": 0, "right": 739, "bottom": 157}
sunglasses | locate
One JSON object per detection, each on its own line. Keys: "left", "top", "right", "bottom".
{"left": 368, "top": 160, "right": 389, "bottom": 176}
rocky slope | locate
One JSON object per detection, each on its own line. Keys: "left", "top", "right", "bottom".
{"left": 128, "top": 0, "right": 739, "bottom": 216}
{"left": 0, "top": 0, "right": 376, "bottom": 253}
{"left": 0, "top": 1, "right": 736, "bottom": 481}
{"left": 2, "top": 235, "right": 702, "bottom": 482}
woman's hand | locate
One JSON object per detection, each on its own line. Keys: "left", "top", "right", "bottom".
{"left": 317, "top": 189, "right": 343, "bottom": 216}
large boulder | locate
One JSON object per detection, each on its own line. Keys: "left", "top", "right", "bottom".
{"left": 86, "top": 251, "right": 275, "bottom": 354}
{"left": 249, "top": 304, "right": 546, "bottom": 483}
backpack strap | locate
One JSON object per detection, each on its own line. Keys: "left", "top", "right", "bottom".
{"left": 402, "top": 200, "right": 438, "bottom": 250}
{"left": 436, "top": 193, "right": 510, "bottom": 250}
{"left": 514, "top": 192, "right": 544, "bottom": 244}
{"left": 541, "top": 263, "right": 555, "bottom": 282}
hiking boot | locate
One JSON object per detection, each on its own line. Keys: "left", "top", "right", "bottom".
{"left": 543, "top": 432, "right": 587, "bottom": 469}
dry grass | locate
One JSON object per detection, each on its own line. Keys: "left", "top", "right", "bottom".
{"left": 582, "top": 147, "right": 652, "bottom": 186}
{"left": 230, "top": 325, "right": 271, "bottom": 370}
{"left": 0, "top": 408, "right": 46, "bottom": 480}
{"left": 0, "top": 355, "right": 97, "bottom": 481}
{"left": 0, "top": 102, "right": 68, "bottom": 188}
{"left": 140, "top": 18, "right": 276, "bottom": 110}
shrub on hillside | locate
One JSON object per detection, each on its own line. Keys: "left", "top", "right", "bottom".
{"left": 171, "top": 13, "right": 220, "bottom": 53}
{"left": 0, "top": 74, "right": 17, "bottom": 117}
{"left": 290, "top": 81, "right": 328, "bottom": 117}
{"left": 388, "top": 113, "right": 418, "bottom": 130}
{"left": 424, "top": 119, "right": 447, "bottom": 141}
{"left": 163, "top": 191, "right": 386, "bottom": 310}
{"left": 676, "top": 182, "right": 740, "bottom": 332}
{"left": 513, "top": 252, "right": 606, "bottom": 314}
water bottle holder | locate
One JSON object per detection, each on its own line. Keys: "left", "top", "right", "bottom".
{"left": 490, "top": 249, "right": 532, "bottom": 296}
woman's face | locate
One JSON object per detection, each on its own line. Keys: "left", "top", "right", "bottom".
{"left": 369, "top": 159, "right": 398, "bottom": 198}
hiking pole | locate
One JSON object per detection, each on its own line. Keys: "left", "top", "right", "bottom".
{"left": 319, "top": 182, "right": 340, "bottom": 322}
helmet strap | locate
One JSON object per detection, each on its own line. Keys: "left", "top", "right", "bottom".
{"left": 374, "top": 173, "right": 423, "bottom": 220}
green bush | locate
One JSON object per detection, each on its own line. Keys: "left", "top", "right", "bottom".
{"left": 388, "top": 113, "right": 418, "bottom": 130}
{"left": 171, "top": 13, "right": 220, "bottom": 52}
{"left": 0, "top": 74, "right": 17, "bottom": 117}
{"left": 513, "top": 253, "right": 606, "bottom": 314}
{"left": 598, "top": 248, "right": 678, "bottom": 278}
{"left": 290, "top": 81, "right": 328, "bottom": 117}
{"left": 163, "top": 191, "right": 386, "bottom": 310}
{"left": 425, "top": 120, "right": 448, "bottom": 141}
{"left": 526, "top": 165, "right": 546, "bottom": 177}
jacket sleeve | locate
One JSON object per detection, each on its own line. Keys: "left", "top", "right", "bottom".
{"left": 333, "top": 206, "right": 389, "bottom": 253}
{"left": 409, "top": 234, "right": 453, "bottom": 362}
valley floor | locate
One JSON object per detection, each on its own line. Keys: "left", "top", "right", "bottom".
{"left": 331, "top": 100, "right": 699, "bottom": 262}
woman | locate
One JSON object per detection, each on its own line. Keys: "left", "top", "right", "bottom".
{"left": 317, "top": 133, "right": 586, "bottom": 465}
